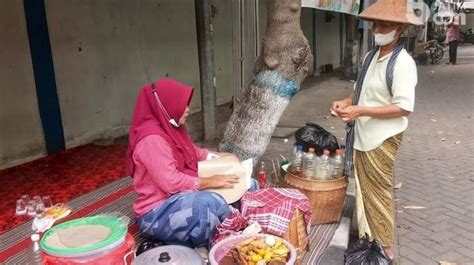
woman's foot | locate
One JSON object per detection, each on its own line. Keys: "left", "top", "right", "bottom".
{"left": 383, "top": 245, "right": 394, "bottom": 260}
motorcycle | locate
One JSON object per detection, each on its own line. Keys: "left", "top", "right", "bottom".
{"left": 428, "top": 40, "right": 444, "bottom": 64}
{"left": 460, "top": 28, "right": 474, "bottom": 44}
{"left": 426, "top": 30, "right": 448, "bottom": 48}
{"left": 413, "top": 39, "right": 444, "bottom": 65}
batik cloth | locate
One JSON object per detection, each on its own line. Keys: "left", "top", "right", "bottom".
{"left": 354, "top": 133, "right": 403, "bottom": 246}
{"left": 137, "top": 191, "right": 230, "bottom": 248}
{"left": 137, "top": 179, "right": 259, "bottom": 248}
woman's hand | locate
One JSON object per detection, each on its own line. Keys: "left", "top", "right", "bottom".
{"left": 331, "top": 93, "right": 353, "bottom": 115}
{"left": 337, "top": 106, "right": 364, "bottom": 123}
{"left": 331, "top": 99, "right": 350, "bottom": 112}
{"left": 216, "top": 152, "right": 237, "bottom": 159}
{"left": 199, "top": 175, "right": 240, "bottom": 190}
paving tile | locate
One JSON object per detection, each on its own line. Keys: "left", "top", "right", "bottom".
{"left": 392, "top": 46, "right": 474, "bottom": 265}
{"left": 434, "top": 251, "right": 466, "bottom": 263}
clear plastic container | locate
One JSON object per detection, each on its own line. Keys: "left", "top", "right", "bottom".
{"left": 291, "top": 144, "right": 304, "bottom": 172}
{"left": 28, "top": 233, "right": 42, "bottom": 265}
{"left": 331, "top": 149, "right": 344, "bottom": 179}
{"left": 302, "top": 148, "right": 316, "bottom": 179}
{"left": 315, "top": 149, "right": 332, "bottom": 180}
{"left": 258, "top": 161, "right": 267, "bottom": 188}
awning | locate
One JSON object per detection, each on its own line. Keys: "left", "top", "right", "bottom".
{"left": 458, "top": 0, "right": 474, "bottom": 12}
{"left": 302, "top": 0, "right": 361, "bottom": 15}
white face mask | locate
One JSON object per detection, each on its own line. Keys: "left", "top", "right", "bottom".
{"left": 374, "top": 29, "right": 397, "bottom": 46}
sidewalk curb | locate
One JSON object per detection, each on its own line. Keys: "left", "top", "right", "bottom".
{"left": 318, "top": 177, "right": 355, "bottom": 264}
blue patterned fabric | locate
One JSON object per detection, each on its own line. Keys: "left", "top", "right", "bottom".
{"left": 137, "top": 191, "right": 230, "bottom": 248}
{"left": 137, "top": 179, "right": 259, "bottom": 248}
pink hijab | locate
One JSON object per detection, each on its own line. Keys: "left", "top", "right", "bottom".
{"left": 125, "top": 79, "right": 198, "bottom": 177}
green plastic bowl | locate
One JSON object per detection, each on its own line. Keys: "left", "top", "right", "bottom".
{"left": 40, "top": 215, "right": 127, "bottom": 257}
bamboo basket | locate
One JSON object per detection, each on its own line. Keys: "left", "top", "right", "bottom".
{"left": 284, "top": 167, "right": 348, "bottom": 225}
{"left": 283, "top": 209, "right": 308, "bottom": 264}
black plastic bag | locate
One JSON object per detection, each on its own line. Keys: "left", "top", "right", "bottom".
{"left": 294, "top": 123, "right": 339, "bottom": 156}
{"left": 344, "top": 235, "right": 392, "bottom": 265}
{"left": 136, "top": 238, "right": 163, "bottom": 256}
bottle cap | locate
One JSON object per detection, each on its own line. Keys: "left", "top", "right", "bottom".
{"left": 323, "top": 149, "right": 330, "bottom": 155}
{"left": 308, "top": 148, "right": 315, "bottom": 152}
{"left": 335, "top": 149, "right": 342, "bottom": 155}
{"left": 31, "top": 233, "right": 40, "bottom": 242}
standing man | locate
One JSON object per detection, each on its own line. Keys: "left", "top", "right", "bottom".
{"left": 330, "top": 0, "right": 422, "bottom": 260}
{"left": 446, "top": 15, "right": 460, "bottom": 65}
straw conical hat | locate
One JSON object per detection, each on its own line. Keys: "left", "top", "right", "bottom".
{"left": 358, "top": 0, "right": 424, "bottom": 26}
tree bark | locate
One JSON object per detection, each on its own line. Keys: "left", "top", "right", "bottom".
{"left": 219, "top": 0, "right": 313, "bottom": 164}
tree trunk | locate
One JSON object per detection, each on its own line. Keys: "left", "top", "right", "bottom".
{"left": 219, "top": 0, "right": 313, "bottom": 164}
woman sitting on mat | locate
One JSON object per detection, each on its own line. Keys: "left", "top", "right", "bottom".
{"left": 125, "top": 79, "right": 254, "bottom": 248}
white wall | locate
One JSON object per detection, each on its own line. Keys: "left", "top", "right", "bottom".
{"left": 301, "top": 7, "right": 315, "bottom": 73}
{"left": 461, "top": 13, "right": 474, "bottom": 30}
{"left": 1, "top": 0, "right": 235, "bottom": 168}
{"left": 213, "top": 0, "right": 235, "bottom": 105}
{"left": 314, "top": 10, "right": 342, "bottom": 69}
{"left": 0, "top": 0, "right": 47, "bottom": 168}
{"left": 46, "top": 0, "right": 202, "bottom": 148}
{"left": 258, "top": 0, "right": 268, "bottom": 51}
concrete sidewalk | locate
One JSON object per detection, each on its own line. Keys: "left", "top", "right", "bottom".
{"left": 393, "top": 45, "right": 474, "bottom": 265}
{"left": 185, "top": 45, "right": 474, "bottom": 264}
{"left": 262, "top": 74, "right": 356, "bottom": 265}
{"left": 190, "top": 72, "right": 356, "bottom": 264}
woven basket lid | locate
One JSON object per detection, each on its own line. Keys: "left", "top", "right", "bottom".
{"left": 358, "top": 0, "right": 424, "bottom": 26}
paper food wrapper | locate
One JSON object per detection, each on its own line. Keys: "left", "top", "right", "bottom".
{"left": 45, "top": 224, "right": 112, "bottom": 249}
{"left": 198, "top": 156, "right": 253, "bottom": 204}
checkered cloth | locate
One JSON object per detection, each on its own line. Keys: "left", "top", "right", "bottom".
{"left": 212, "top": 206, "right": 248, "bottom": 245}
{"left": 241, "top": 188, "right": 312, "bottom": 237}
{"left": 211, "top": 189, "right": 312, "bottom": 245}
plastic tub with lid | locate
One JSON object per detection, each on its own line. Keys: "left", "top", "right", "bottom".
{"left": 132, "top": 245, "right": 206, "bottom": 265}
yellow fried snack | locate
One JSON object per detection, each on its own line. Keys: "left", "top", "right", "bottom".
{"left": 230, "top": 236, "right": 290, "bottom": 264}
{"left": 40, "top": 204, "right": 69, "bottom": 219}
{"left": 238, "top": 237, "right": 257, "bottom": 247}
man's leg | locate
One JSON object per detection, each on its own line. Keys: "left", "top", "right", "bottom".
{"left": 452, "top": 40, "right": 458, "bottom": 64}
{"left": 448, "top": 41, "right": 454, "bottom": 63}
